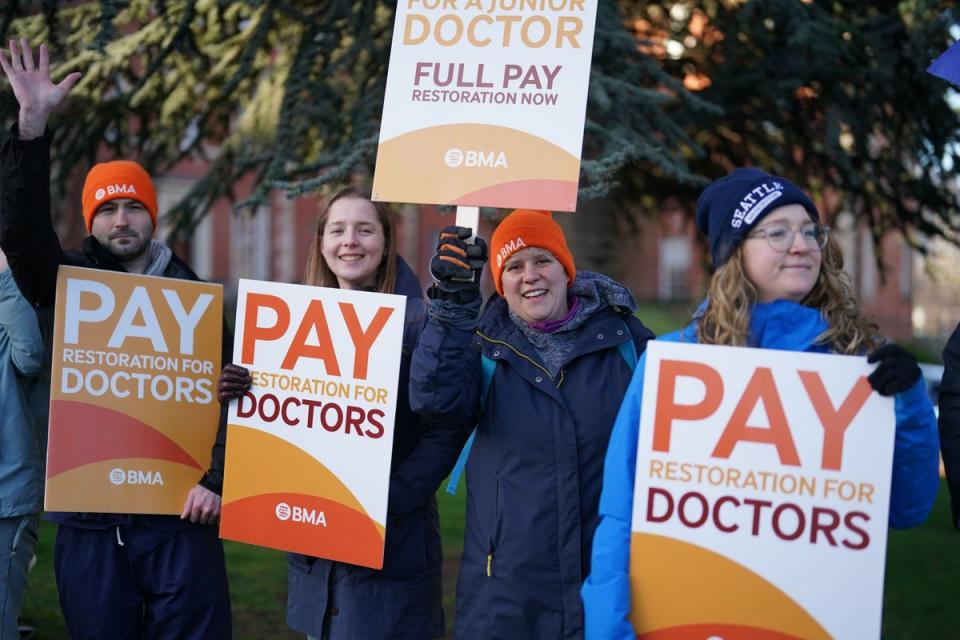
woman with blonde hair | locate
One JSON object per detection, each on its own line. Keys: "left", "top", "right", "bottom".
{"left": 581, "top": 168, "right": 940, "bottom": 639}
{"left": 219, "top": 187, "right": 461, "bottom": 639}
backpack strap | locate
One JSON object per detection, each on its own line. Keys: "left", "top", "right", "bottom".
{"left": 617, "top": 317, "right": 638, "bottom": 372}
{"left": 445, "top": 354, "right": 496, "bottom": 496}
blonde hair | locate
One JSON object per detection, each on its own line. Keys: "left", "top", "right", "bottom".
{"left": 697, "top": 234, "right": 878, "bottom": 354}
{"left": 303, "top": 187, "right": 398, "bottom": 294}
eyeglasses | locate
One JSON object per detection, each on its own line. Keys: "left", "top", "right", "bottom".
{"left": 746, "top": 223, "right": 829, "bottom": 252}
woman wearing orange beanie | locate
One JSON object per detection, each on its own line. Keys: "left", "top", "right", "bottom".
{"left": 410, "top": 209, "right": 655, "bottom": 639}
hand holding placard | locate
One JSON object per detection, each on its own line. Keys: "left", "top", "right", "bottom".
{"left": 221, "top": 280, "right": 407, "bottom": 568}
{"left": 630, "top": 341, "right": 896, "bottom": 639}
{"left": 47, "top": 267, "right": 223, "bottom": 515}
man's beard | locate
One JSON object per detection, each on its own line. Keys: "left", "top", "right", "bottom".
{"left": 108, "top": 233, "right": 150, "bottom": 262}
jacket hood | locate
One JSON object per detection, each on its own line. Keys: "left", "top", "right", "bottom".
{"left": 394, "top": 256, "right": 423, "bottom": 299}
{"left": 568, "top": 270, "right": 637, "bottom": 313}
{"left": 675, "top": 299, "right": 829, "bottom": 352}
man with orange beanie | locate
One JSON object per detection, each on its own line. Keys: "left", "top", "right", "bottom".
{"left": 0, "top": 39, "right": 231, "bottom": 638}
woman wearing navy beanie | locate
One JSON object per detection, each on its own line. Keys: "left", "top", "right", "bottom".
{"left": 581, "top": 168, "right": 940, "bottom": 638}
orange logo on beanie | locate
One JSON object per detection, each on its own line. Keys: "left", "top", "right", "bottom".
{"left": 495, "top": 237, "right": 527, "bottom": 269}
{"left": 489, "top": 209, "right": 576, "bottom": 296}
{"left": 81, "top": 160, "right": 158, "bottom": 233}
{"left": 93, "top": 184, "right": 139, "bottom": 202}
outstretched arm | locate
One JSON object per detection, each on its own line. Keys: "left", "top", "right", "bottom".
{"left": 867, "top": 343, "right": 940, "bottom": 528}
{"left": 409, "top": 226, "right": 486, "bottom": 423}
{"left": 0, "top": 38, "right": 81, "bottom": 139}
{"left": 0, "top": 39, "right": 82, "bottom": 308}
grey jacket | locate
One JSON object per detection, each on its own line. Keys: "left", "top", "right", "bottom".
{"left": 0, "top": 269, "right": 48, "bottom": 516}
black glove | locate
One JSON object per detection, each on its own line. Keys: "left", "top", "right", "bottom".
{"left": 867, "top": 343, "right": 921, "bottom": 396}
{"left": 217, "top": 363, "right": 252, "bottom": 404}
{"left": 428, "top": 226, "right": 487, "bottom": 304}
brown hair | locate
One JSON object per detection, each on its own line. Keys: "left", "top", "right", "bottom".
{"left": 697, "top": 234, "right": 878, "bottom": 354}
{"left": 303, "top": 187, "right": 398, "bottom": 294}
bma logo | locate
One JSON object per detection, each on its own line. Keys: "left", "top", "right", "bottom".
{"left": 94, "top": 184, "right": 138, "bottom": 201}
{"left": 444, "top": 148, "right": 508, "bottom": 169}
{"left": 276, "top": 502, "right": 327, "bottom": 527}
{"left": 495, "top": 236, "right": 527, "bottom": 269}
{"left": 108, "top": 468, "right": 164, "bottom": 485}
{"left": 444, "top": 148, "right": 464, "bottom": 167}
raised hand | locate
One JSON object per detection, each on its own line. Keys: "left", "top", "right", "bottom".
{"left": 0, "top": 38, "right": 81, "bottom": 139}
{"left": 428, "top": 226, "right": 488, "bottom": 304}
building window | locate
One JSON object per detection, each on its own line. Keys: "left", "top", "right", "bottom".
{"left": 831, "top": 211, "right": 857, "bottom": 284}
{"left": 154, "top": 177, "right": 214, "bottom": 281}
{"left": 899, "top": 238, "right": 912, "bottom": 300}
{"left": 658, "top": 236, "right": 691, "bottom": 301}
{"left": 273, "top": 197, "right": 297, "bottom": 283}
{"left": 859, "top": 228, "right": 877, "bottom": 303}
{"left": 232, "top": 207, "right": 271, "bottom": 282}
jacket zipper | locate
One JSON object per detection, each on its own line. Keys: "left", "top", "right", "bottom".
{"left": 477, "top": 332, "right": 553, "bottom": 379}
{"left": 487, "top": 472, "right": 500, "bottom": 577}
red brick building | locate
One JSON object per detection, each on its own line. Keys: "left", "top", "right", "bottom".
{"left": 139, "top": 165, "right": 917, "bottom": 340}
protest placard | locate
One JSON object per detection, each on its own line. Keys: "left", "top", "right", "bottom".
{"left": 220, "top": 279, "right": 406, "bottom": 569}
{"left": 630, "top": 341, "right": 895, "bottom": 639}
{"left": 373, "top": 0, "right": 599, "bottom": 211}
{"left": 46, "top": 266, "right": 223, "bottom": 514}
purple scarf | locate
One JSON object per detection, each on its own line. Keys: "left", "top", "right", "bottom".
{"left": 528, "top": 296, "right": 580, "bottom": 333}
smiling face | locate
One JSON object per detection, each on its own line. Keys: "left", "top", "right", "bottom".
{"left": 89, "top": 198, "right": 154, "bottom": 262}
{"left": 742, "top": 204, "right": 822, "bottom": 303}
{"left": 500, "top": 247, "right": 570, "bottom": 324}
{"left": 319, "top": 196, "right": 386, "bottom": 290}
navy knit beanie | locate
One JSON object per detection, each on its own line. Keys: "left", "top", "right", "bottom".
{"left": 695, "top": 168, "right": 820, "bottom": 267}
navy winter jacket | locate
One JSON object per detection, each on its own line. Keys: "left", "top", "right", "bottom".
{"left": 410, "top": 272, "right": 654, "bottom": 639}
{"left": 286, "top": 257, "right": 466, "bottom": 639}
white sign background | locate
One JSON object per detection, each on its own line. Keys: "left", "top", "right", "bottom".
{"left": 632, "top": 341, "right": 895, "bottom": 639}
{"left": 374, "top": 0, "right": 599, "bottom": 210}
{"left": 227, "top": 279, "right": 407, "bottom": 530}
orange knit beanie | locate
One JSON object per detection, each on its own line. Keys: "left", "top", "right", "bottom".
{"left": 489, "top": 209, "right": 576, "bottom": 295}
{"left": 81, "top": 160, "right": 158, "bottom": 233}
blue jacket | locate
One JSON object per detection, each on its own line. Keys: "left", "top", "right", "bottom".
{"left": 0, "top": 269, "right": 48, "bottom": 517}
{"left": 410, "top": 273, "right": 654, "bottom": 639}
{"left": 286, "top": 257, "right": 462, "bottom": 640}
{"left": 581, "top": 300, "right": 941, "bottom": 639}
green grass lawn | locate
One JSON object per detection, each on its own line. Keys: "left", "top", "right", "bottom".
{"left": 883, "top": 486, "right": 960, "bottom": 637}
{"left": 17, "top": 481, "right": 960, "bottom": 639}
{"left": 635, "top": 301, "right": 698, "bottom": 336}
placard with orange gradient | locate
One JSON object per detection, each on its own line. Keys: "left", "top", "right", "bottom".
{"left": 629, "top": 341, "right": 895, "bottom": 639}
{"left": 47, "top": 266, "right": 223, "bottom": 514}
{"left": 220, "top": 279, "right": 406, "bottom": 569}
{"left": 373, "top": 2, "right": 598, "bottom": 211}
